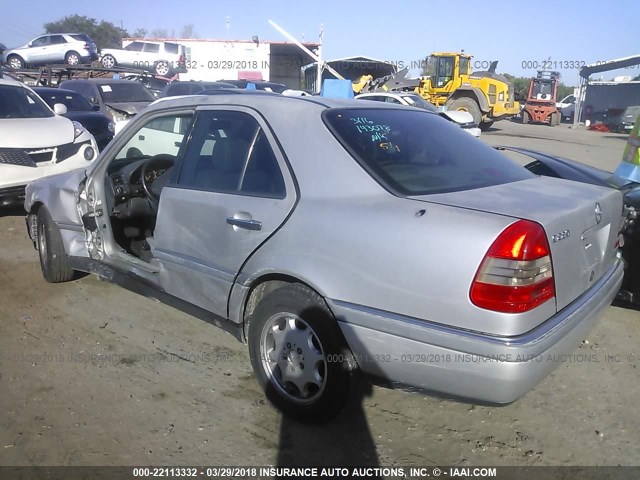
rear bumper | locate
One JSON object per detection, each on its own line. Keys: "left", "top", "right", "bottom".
{"left": 331, "top": 258, "right": 624, "bottom": 404}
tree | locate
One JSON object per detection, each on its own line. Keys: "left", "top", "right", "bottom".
{"left": 501, "top": 73, "right": 530, "bottom": 101}
{"left": 44, "top": 15, "right": 128, "bottom": 49}
{"left": 180, "top": 24, "right": 198, "bottom": 39}
{"left": 131, "top": 28, "right": 147, "bottom": 39}
{"left": 150, "top": 28, "right": 175, "bottom": 38}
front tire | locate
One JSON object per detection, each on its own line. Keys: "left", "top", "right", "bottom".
{"left": 36, "top": 207, "right": 75, "bottom": 283}
{"left": 446, "top": 97, "right": 482, "bottom": 126}
{"left": 522, "top": 110, "right": 530, "bottom": 124}
{"left": 101, "top": 54, "right": 116, "bottom": 69}
{"left": 247, "top": 283, "right": 357, "bottom": 422}
{"left": 154, "top": 60, "right": 170, "bottom": 76}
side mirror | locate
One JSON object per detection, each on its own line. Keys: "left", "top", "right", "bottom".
{"left": 53, "top": 103, "right": 67, "bottom": 115}
{"left": 89, "top": 97, "right": 97, "bottom": 104}
{"left": 91, "top": 104, "right": 100, "bottom": 111}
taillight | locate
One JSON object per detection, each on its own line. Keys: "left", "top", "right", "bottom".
{"left": 470, "top": 219, "right": 555, "bottom": 313}
{"left": 179, "top": 54, "right": 185, "bottom": 64}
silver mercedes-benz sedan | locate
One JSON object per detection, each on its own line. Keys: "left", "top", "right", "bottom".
{"left": 24, "top": 93, "right": 625, "bottom": 422}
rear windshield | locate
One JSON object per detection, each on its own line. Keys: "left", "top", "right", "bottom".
{"left": 0, "top": 85, "right": 53, "bottom": 119}
{"left": 36, "top": 90, "right": 92, "bottom": 111}
{"left": 400, "top": 94, "right": 437, "bottom": 112}
{"left": 323, "top": 108, "right": 533, "bottom": 195}
{"left": 98, "top": 83, "right": 156, "bottom": 103}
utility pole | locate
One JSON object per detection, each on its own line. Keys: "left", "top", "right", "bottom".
{"left": 268, "top": 20, "right": 345, "bottom": 94}
{"left": 316, "top": 24, "right": 324, "bottom": 94}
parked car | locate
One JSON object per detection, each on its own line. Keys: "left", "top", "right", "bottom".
{"left": 0, "top": 77, "right": 97, "bottom": 206}
{"left": 123, "top": 74, "right": 172, "bottom": 98}
{"left": 59, "top": 79, "right": 156, "bottom": 133}
{"left": 617, "top": 106, "right": 640, "bottom": 133}
{"left": 100, "top": 41, "right": 187, "bottom": 77}
{"left": 556, "top": 94, "right": 576, "bottom": 121}
{"left": 24, "top": 94, "right": 624, "bottom": 421}
{"left": 497, "top": 145, "right": 640, "bottom": 306}
{"left": 159, "top": 81, "right": 239, "bottom": 97}
{"left": 33, "top": 87, "right": 115, "bottom": 150}
{"left": 356, "top": 92, "right": 481, "bottom": 137}
{"left": 2, "top": 33, "right": 98, "bottom": 69}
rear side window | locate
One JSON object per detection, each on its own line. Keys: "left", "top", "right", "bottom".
{"left": 49, "top": 35, "right": 66, "bottom": 45}
{"left": 323, "top": 108, "right": 533, "bottom": 195}
{"left": 164, "top": 43, "right": 179, "bottom": 54}
{"left": 178, "top": 111, "right": 286, "bottom": 198}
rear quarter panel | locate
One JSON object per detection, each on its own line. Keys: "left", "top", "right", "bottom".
{"left": 238, "top": 195, "right": 557, "bottom": 337}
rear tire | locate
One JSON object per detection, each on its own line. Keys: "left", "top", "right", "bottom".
{"left": 247, "top": 283, "right": 358, "bottom": 423}
{"left": 65, "top": 51, "right": 81, "bottom": 65}
{"left": 550, "top": 112, "right": 559, "bottom": 126}
{"left": 522, "top": 110, "right": 529, "bottom": 124}
{"left": 36, "top": 207, "right": 75, "bottom": 283}
{"left": 446, "top": 97, "right": 482, "bottom": 126}
{"left": 7, "top": 54, "right": 24, "bottom": 69}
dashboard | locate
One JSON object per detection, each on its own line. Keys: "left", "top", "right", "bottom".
{"left": 107, "top": 157, "right": 172, "bottom": 218}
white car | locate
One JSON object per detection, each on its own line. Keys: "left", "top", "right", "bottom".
{"left": 100, "top": 41, "right": 187, "bottom": 77}
{"left": 556, "top": 94, "right": 576, "bottom": 121}
{"left": 355, "top": 92, "right": 481, "bottom": 137}
{"left": 2, "top": 33, "right": 98, "bottom": 69}
{"left": 0, "top": 77, "right": 98, "bottom": 206}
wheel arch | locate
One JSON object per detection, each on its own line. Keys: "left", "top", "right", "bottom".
{"left": 448, "top": 87, "right": 490, "bottom": 113}
{"left": 26, "top": 201, "right": 44, "bottom": 245}
{"left": 237, "top": 273, "right": 332, "bottom": 342}
{"left": 6, "top": 53, "right": 25, "bottom": 65}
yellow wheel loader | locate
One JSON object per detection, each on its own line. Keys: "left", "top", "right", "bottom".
{"left": 356, "top": 53, "right": 520, "bottom": 130}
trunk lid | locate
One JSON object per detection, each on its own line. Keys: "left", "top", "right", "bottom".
{"left": 412, "top": 176, "right": 623, "bottom": 311}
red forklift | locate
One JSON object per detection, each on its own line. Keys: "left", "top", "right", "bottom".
{"left": 522, "top": 71, "right": 561, "bottom": 126}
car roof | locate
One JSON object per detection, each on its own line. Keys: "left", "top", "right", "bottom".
{"left": 61, "top": 78, "right": 146, "bottom": 85}
{"left": 0, "top": 77, "right": 27, "bottom": 88}
{"left": 39, "top": 33, "right": 85, "bottom": 37}
{"left": 33, "top": 86, "right": 79, "bottom": 94}
{"left": 145, "top": 92, "right": 427, "bottom": 114}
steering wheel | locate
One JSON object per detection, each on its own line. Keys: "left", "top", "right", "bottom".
{"left": 141, "top": 154, "right": 176, "bottom": 203}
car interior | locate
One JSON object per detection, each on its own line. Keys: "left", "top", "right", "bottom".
{"left": 103, "top": 111, "right": 285, "bottom": 260}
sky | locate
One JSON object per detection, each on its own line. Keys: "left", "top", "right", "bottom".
{"left": 1, "top": 0, "right": 639, "bottom": 85}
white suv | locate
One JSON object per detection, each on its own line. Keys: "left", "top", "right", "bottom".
{"left": 3, "top": 33, "right": 98, "bottom": 69}
{"left": 100, "top": 41, "right": 187, "bottom": 77}
{"left": 0, "top": 77, "right": 98, "bottom": 206}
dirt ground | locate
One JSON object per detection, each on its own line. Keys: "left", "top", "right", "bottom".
{"left": 1, "top": 120, "right": 639, "bottom": 469}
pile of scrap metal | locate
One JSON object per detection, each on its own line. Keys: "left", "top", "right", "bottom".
{"left": 353, "top": 67, "right": 419, "bottom": 94}
{"left": 1, "top": 64, "right": 170, "bottom": 95}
